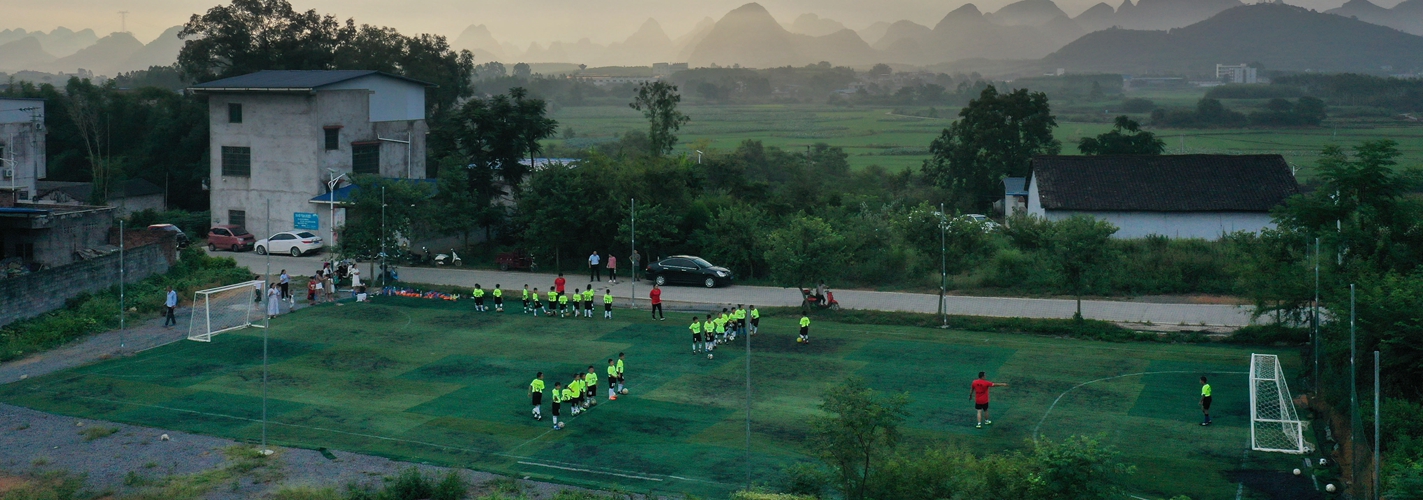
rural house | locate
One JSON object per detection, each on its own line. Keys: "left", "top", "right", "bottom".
{"left": 1025, "top": 155, "right": 1299, "bottom": 239}
{"left": 189, "top": 70, "right": 433, "bottom": 245}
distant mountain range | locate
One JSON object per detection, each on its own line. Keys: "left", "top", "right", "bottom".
{"left": 4, "top": 0, "right": 1423, "bottom": 77}
{"left": 1041, "top": 3, "right": 1423, "bottom": 73}
{"left": 0, "top": 26, "right": 182, "bottom": 76}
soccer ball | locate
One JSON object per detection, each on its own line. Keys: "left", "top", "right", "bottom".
{"left": 1319, "top": 458, "right": 1328, "bottom": 466}
{"left": 796, "top": 337, "right": 803, "bottom": 343}
{"left": 1326, "top": 484, "right": 1336, "bottom": 493}
{"left": 620, "top": 389, "right": 629, "bottom": 395}
{"left": 707, "top": 353, "right": 714, "bottom": 359}
{"left": 1293, "top": 468, "right": 1301, "bottom": 476}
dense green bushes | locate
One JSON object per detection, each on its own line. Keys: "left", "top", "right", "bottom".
{"left": 0, "top": 245, "right": 251, "bottom": 362}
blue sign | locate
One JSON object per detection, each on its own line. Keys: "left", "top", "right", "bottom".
{"left": 294, "top": 212, "right": 319, "bottom": 230}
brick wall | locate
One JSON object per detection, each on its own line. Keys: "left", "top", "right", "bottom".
{"left": 0, "top": 238, "right": 177, "bottom": 327}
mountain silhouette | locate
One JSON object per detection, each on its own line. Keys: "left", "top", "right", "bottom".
{"left": 1044, "top": 3, "right": 1423, "bottom": 73}
{"left": 47, "top": 31, "right": 143, "bottom": 75}
{"left": 453, "top": 24, "right": 506, "bottom": 61}
{"left": 118, "top": 26, "right": 183, "bottom": 73}
{"left": 1326, "top": 0, "right": 1423, "bottom": 35}
{"left": 0, "top": 37, "right": 56, "bottom": 72}
{"left": 789, "top": 13, "right": 849, "bottom": 36}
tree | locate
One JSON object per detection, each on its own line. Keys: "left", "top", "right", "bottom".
{"left": 338, "top": 176, "right": 433, "bottom": 259}
{"left": 512, "top": 63, "right": 531, "bottom": 79}
{"left": 692, "top": 204, "right": 768, "bottom": 278}
{"left": 923, "top": 85, "right": 1060, "bottom": 211}
{"left": 60, "top": 78, "right": 109, "bottom": 204}
{"left": 764, "top": 214, "right": 847, "bottom": 291}
{"left": 868, "top": 63, "right": 892, "bottom": 77}
{"left": 810, "top": 377, "right": 910, "bottom": 500}
{"left": 629, "top": 81, "right": 691, "bottom": 156}
{"left": 177, "top": 0, "right": 474, "bottom": 116}
{"left": 1048, "top": 215, "right": 1118, "bottom": 319}
{"left": 436, "top": 88, "right": 558, "bottom": 193}
{"left": 1077, "top": 116, "right": 1166, "bottom": 155}
{"left": 1025, "top": 435, "right": 1134, "bottom": 500}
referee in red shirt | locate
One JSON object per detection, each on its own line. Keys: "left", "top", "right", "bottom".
{"left": 970, "top": 371, "right": 1008, "bottom": 429}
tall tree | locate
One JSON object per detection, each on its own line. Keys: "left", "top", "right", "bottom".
{"left": 764, "top": 214, "right": 846, "bottom": 291}
{"left": 923, "top": 85, "right": 1059, "bottom": 211}
{"left": 1077, "top": 116, "right": 1165, "bottom": 155}
{"left": 1049, "top": 215, "right": 1118, "bottom": 319}
{"left": 178, "top": 0, "right": 474, "bottom": 116}
{"left": 811, "top": 377, "right": 910, "bottom": 500}
{"left": 629, "top": 81, "right": 691, "bottom": 156}
{"left": 437, "top": 88, "right": 557, "bottom": 192}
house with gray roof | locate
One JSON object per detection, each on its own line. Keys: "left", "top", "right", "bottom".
{"left": 188, "top": 70, "right": 434, "bottom": 247}
{"left": 1025, "top": 155, "right": 1300, "bottom": 239}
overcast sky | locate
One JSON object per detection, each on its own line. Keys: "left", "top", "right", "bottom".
{"left": 6, "top": 0, "right": 1380, "bottom": 47}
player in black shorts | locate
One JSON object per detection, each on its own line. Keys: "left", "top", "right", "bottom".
{"left": 551, "top": 382, "right": 564, "bottom": 430}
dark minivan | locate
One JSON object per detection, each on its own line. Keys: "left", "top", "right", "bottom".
{"left": 644, "top": 255, "right": 734, "bottom": 288}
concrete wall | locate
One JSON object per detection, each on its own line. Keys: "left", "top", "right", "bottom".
{"left": 209, "top": 85, "right": 427, "bottom": 245}
{"left": 0, "top": 239, "right": 175, "bottom": 327}
{"left": 0, "top": 206, "right": 115, "bottom": 267}
{"left": 1043, "top": 210, "right": 1275, "bottom": 239}
{"left": 110, "top": 193, "right": 165, "bottom": 217}
{"left": 0, "top": 98, "right": 45, "bottom": 200}
{"left": 321, "top": 75, "right": 426, "bottom": 122}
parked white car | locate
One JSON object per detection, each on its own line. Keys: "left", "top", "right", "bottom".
{"left": 255, "top": 231, "right": 324, "bottom": 256}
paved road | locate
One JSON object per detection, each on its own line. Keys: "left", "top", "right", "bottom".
{"left": 214, "top": 250, "right": 1256, "bottom": 327}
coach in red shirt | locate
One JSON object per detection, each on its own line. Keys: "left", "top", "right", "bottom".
{"left": 555, "top": 273, "right": 566, "bottom": 295}
{"left": 970, "top": 371, "right": 1008, "bottom": 429}
{"left": 649, "top": 284, "right": 664, "bottom": 321}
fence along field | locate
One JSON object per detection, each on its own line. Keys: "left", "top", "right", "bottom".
{"left": 0, "top": 296, "right": 1304, "bottom": 498}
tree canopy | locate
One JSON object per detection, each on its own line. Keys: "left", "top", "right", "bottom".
{"left": 923, "top": 85, "right": 1059, "bottom": 211}
{"left": 629, "top": 81, "right": 691, "bottom": 156}
{"left": 1077, "top": 116, "right": 1165, "bottom": 155}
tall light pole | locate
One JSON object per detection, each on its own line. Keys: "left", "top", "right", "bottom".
{"left": 938, "top": 204, "right": 947, "bottom": 328}
{"left": 1314, "top": 237, "right": 1320, "bottom": 390}
{"left": 1374, "top": 349, "right": 1380, "bottom": 500}
{"left": 380, "top": 185, "right": 387, "bottom": 287}
{"left": 326, "top": 170, "right": 347, "bottom": 263}
{"left": 119, "top": 219, "right": 125, "bottom": 351}
{"left": 629, "top": 198, "right": 636, "bottom": 310}
{"left": 745, "top": 309, "right": 752, "bottom": 491}
{"left": 261, "top": 200, "right": 272, "bottom": 455}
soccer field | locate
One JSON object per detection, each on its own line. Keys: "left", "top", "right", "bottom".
{"left": 0, "top": 297, "right": 1304, "bottom": 499}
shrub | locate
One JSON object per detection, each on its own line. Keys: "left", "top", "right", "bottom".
{"left": 1119, "top": 98, "right": 1156, "bottom": 113}
{"left": 779, "top": 462, "right": 830, "bottom": 497}
{"left": 1223, "top": 324, "right": 1308, "bottom": 345}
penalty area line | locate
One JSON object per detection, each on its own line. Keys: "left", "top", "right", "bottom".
{"left": 517, "top": 461, "right": 663, "bottom": 481}
{"left": 1033, "top": 370, "right": 1248, "bottom": 444}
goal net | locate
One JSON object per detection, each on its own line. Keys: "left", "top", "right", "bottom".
{"left": 188, "top": 280, "right": 265, "bottom": 342}
{"left": 1250, "top": 353, "right": 1310, "bottom": 454}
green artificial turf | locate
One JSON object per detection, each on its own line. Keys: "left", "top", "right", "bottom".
{"left": 0, "top": 297, "right": 1305, "bottom": 499}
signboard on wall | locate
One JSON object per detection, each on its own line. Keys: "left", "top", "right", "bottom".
{"left": 294, "top": 212, "right": 319, "bottom": 230}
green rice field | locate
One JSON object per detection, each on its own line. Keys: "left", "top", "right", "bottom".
{"left": 0, "top": 297, "right": 1307, "bottom": 498}
{"left": 548, "top": 102, "right": 1423, "bottom": 175}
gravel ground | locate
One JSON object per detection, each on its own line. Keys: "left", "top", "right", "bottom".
{"left": 0, "top": 312, "right": 608, "bottom": 498}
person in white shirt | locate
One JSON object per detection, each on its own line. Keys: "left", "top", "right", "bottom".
{"left": 164, "top": 287, "right": 178, "bottom": 327}
{"left": 588, "top": 251, "right": 602, "bottom": 282}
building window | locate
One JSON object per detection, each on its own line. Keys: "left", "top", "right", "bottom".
{"left": 228, "top": 103, "right": 242, "bottom": 123}
{"left": 352, "top": 143, "right": 380, "bottom": 175}
{"left": 221, "top": 146, "right": 251, "bottom": 177}
{"left": 229, "top": 210, "right": 246, "bottom": 229}
{"left": 324, "top": 127, "right": 340, "bottom": 150}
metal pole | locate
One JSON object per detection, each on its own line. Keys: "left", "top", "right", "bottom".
{"left": 1374, "top": 349, "right": 1380, "bottom": 500}
{"left": 381, "top": 185, "right": 386, "bottom": 288}
{"left": 745, "top": 307, "right": 752, "bottom": 491}
{"left": 1314, "top": 237, "right": 1320, "bottom": 391}
{"left": 629, "top": 198, "right": 635, "bottom": 309}
{"left": 1351, "top": 283, "right": 1359, "bottom": 497}
{"left": 939, "top": 203, "right": 947, "bottom": 328}
{"left": 262, "top": 200, "right": 271, "bottom": 454}
{"left": 119, "top": 219, "right": 125, "bottom": 351}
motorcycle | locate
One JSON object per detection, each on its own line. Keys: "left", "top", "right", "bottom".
{"left": 408, "top": 246, "right": 431, "bottom": 266}
{"left": 435, "top": 249, "right": 462, "bottom": 266}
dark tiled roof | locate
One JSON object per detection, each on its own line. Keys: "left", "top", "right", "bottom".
{"left": 1029, "top": 155, "right": 1299, "bottom": 212}
{"left": 189, "top": 70, "right": 434, "bottom": 90}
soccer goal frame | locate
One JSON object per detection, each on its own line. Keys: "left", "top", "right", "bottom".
{"left": 188, "top": 280, "right": 265, "bottom": 342}
{"left": 1249, "top": 353, "right": 1311, "bottom": 454}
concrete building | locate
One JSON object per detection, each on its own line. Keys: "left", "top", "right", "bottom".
{"left": 0, "top": 204, "right": 115, "bottom": 269}
{"left": 1025, "top": 155, "right": 1298, "bottom": 240}
{"left": 189, "top": 70, "right": 433, "bottom": 246}
{"left": 0, "top": 98, "right": 45, "bottom": 202}
{"left": 1216, "top": 64, "right": 1259, "bottom": 84}
{"left": 1002, "top": 177, "right": 1028, "bottom": 219}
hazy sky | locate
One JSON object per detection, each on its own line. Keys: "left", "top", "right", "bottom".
{"left": 5, "top": 0, "right": 1382, "bottom": 47}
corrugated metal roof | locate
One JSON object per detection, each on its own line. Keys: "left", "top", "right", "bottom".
{"left": 1003, "top": 177, "right": 1027, "bottom": 196}
{"left": 1029, "top": 154, "right": 1299, "bottom": 212}
{"left": 189, "top": 70, "right": 435, "bottom": 91}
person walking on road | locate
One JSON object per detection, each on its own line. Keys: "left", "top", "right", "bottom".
{"left": 649, "top": 284, "right": 664, "bottom": 320}
{"left": 164, "top": 286, "right": 178, "bottom": 327}
{"left": 607, "top": 254, "right": 618, "bottom": 284}
{"left": 588, "top": 251, "right": 602, "bottom": 282}
{"left": 970, "top": 372, "right": 1008, "bottom": 429}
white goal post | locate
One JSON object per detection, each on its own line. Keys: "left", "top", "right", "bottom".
{"left": 1250, "top": 353, "right": 1311, "bottom": 454}
{"left": 188, "top": 280, "right": 265, "bottom": 342}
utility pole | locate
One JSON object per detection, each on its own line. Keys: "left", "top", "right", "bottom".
{"left": 745, "top": 306, "right": 752, "bottom": 491}
{"left": 380, "top": 186, "right": 386, "bottom": 287}
{"left": 119, "top": 219, "right": 125, "bottom": 351}
{"left": 261, "top": 200, "right": 272, "bottom": 455}
{"left": 1314, "top": 237, "right": 1320, "bottom": 391}
{"left": 939, "top": 203, "right": 947, "bottom": 328}
{"left": 1374, "top": 349, "right": 1380, "bottom": 500}
{"left": 629, "top": 198, "right": 636, "bottom": 310}
{"left": 1350, "top": 284, "right": 1360, "bottom": 498}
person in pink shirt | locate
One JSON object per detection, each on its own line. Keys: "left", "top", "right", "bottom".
{"left": 607, "top": 255, "right": 618, "bottom": 284}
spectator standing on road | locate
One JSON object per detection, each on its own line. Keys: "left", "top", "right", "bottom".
{"left": 323, "top": 272, "right": 336, "bottom": 303}
{"left": 649, "top": 284, "right": 664, "bottom": 320}
{"left": 630, "top": 250, "right": 641, "bottom": 282}
{"left": 607, "top": 254, "right": 618, "bottom": 284}
{"left": 279, "top": 270, "right": 291, "bottom": 300}
{"left": 267, "top": 283, "right": 281, "bottom": 318}
{"left": 164, "top": 286, "right": 178, "bottom": 327}
{"left": 588, "top": 251, "right": 602, "bottom": 282}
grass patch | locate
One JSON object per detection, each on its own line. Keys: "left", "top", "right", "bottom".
{"left": 762, "top": 306, "right": 1157, "bottom": 342}
{"left": 78, "top": 425, "right": 119, "bottom": 441}
{"left": 118, "top": 445, "right": 281, "bottom": 500}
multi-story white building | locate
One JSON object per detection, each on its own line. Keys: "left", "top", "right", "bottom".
{"left": 1216, "top": 64, "right": 1259, "bottom": 84}
{"left": 0, "top": 98, "right": 45, "bottom": 203}
{"left": 189, "top": 70, "right": 432, "bottom": 245}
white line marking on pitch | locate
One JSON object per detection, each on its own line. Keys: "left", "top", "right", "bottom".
{"left": 1033, "top": 370, "right": 1248, "bottom": 443}
{"left": 517, "top": 461, "right": 662, "bottom": 481}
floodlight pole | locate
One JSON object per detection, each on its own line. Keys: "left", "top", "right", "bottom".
{"left": 119, "top": 219, "right": 125, "bottom": 351}
{"left": 1350, "top": 283, "right": 1358, "bottom": 496}
{"left": 1374, "top": 349, "right": 1380, "bottom": 500}
{"left": 381, "top": 185, "right": 386, "bottom": 288}
{"left": 630, "top": 198, "right": 636, "bottom": 310}
{"left": 939, "top": 203, "right": 947, "bottom": 328}
{"left": 1314, "top": 237, "right": 1320, "bottom": 391}
{"left": 261, "top": 200, "right": 271, "bottom": 455}
{"left": 745, "top": 304, "right": 752, "bottom": 491}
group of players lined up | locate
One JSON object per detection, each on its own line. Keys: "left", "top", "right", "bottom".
{"left": 685, "top": 305, "right": 813, "bottom": 358}
{"left": 462, "top": 274, "right": 616, "bottom": 319}
{"left": 528, "top": 353, "right": 628, "bottom": 430}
